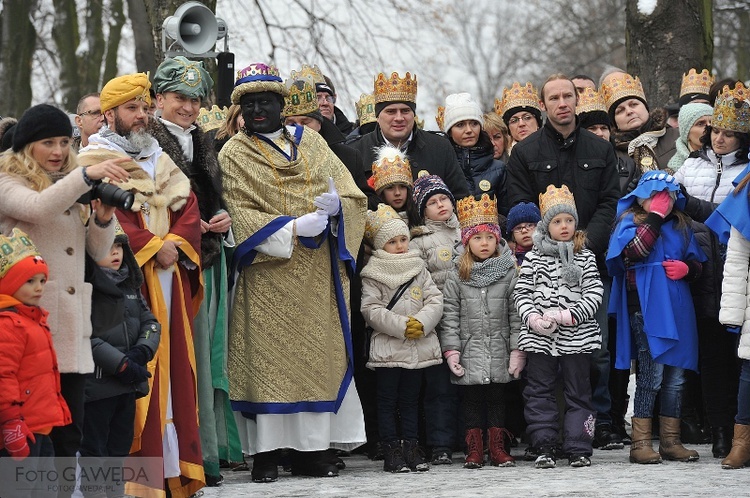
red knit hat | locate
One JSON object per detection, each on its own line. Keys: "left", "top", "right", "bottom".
{"left": 0, "top": 255, "right": 48, "bottom": 296}
{"left": 0, "top": 228, "right": 49, "bottom": 296}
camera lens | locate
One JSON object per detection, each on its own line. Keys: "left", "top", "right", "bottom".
{"left": 91, "top": 182, "right": 135, "bottom": 210}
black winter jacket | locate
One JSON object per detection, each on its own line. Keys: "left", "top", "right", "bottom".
{"left": 506, "top": 122, "right": 620, "bottom": 258}
{"left": 452, "top": 133, "right": 508, "bottom": 216}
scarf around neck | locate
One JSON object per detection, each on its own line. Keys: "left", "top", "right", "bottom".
{"left": 464, "top": 243, "right": 516, "bottom": 288}
{"left": 532, "top": 230, "right": 582, "bottom": 285}
{"left": 360, "top": 249, "right": 425, "bottom": 288}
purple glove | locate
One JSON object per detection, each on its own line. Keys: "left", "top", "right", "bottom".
{"left": 508, "top": 350, "right": 527, "bottom": 379}
{"left": 543, "top": 309, "right": 575, "bottom": 326}
{"left": 662, "top": 260, "right": 688, "bottom": 280}
{"left": 444, "top": 350, "right": 465, "bottom": 377}
{"left": 647, "top": 190, "right": 673, "bottom": 218}
{"left": 528, "top": 313, "right": 557, "bottom": 336}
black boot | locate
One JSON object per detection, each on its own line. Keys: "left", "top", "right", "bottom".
{"left": 382, "top": 440, "right": 410, "bottom": 473}
{"left": 290, "top": 450, "right": 339, "bottom": 477}
{"left": 251, "top": 450, "right": 280, "bottom": 483}
{"left": 713, "top": 426, "right": 733, "bottom": 459}
{"left": 403, "top": 439, "right": 429, "bottom": 471}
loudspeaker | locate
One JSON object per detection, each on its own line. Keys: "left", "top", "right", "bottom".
{"left": 216, "top": 52, "right": 235, "bottom": 109}
{"left": 162, "top": 1, "right": 219, "bottom": 55}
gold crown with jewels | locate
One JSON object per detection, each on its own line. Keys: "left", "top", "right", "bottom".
{"left": 680, "top": 68, "right": 714, "bottom": 98}
{"left": 197, "top": 105, "right": 228, "bottom": 132}
{"left": 374, "top": 71, "right": 417, "bottom": 104}
{"left": 575, "top": 87, "right": 607, "bottom": 115}
{"left": 712, "top": 82, "right": 750, "bottom": 134}
{"left": 356, "top": 93, "right": 376, "bottom": 126}
{"left": 0, "top": 228, "right": 43, "bottom": 278}
{"left": 289, "top": 64, "right": 326, "bottom": 87}
{"left": 371, "top": 145, "right": 413, "bottom": 192}
{"left": 498, "top": 82, "right": 541, "bottom": 117}
{"left": 364, "top": 203, "right": 403, "bottom": 243}
{"left": 435, "top": 106, "right": 445, "bottom": 131}
{"left": 284, "top": 75, "right": 319, "bottom": 117}
{"left": 600, "top": 72, "right": 646, "bottom": 112}
{"left": 539, "top": 184, "right": 576, "bottom": 218}
{"left": 457, "top": 193, "right": 498, "bottom": 229}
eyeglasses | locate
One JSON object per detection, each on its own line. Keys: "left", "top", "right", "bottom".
{"left": 317, "top": 94, "right": 335, "bottom": 104}
{"left": 78, "top": 109, "right": 102, "bottom": 117}
{"left": 512, "top": 222, "right": 537, "bottom": 233}
{"left": 508, "top": 114, "right": 535, "bottom": 125}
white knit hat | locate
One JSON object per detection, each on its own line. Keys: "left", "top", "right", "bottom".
{"left": 443, "top": 92, "right": 483, "bottom": 133}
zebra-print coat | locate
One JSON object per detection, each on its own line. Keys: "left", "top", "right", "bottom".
{"left": 513, "top": 247, "right": 603, "bottom": 355}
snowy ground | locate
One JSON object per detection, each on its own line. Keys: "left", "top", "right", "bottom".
{"left": 201, "top": 445, "right": 747, "bottom": 498}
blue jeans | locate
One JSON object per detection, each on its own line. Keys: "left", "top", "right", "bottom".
{"left": 736, "top": 359, "right": 750, "bottom": 425}
{"left": 376, "top": 367, "right": 423, "bottom": 441}
{"left": 591, "top": 276, "right": 612, "bottom": 425}
{"left": 632, "top": 312, "right": 685, "bottom": 418}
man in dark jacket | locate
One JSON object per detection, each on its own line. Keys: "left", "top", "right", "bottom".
{"left": 506, "top": 74, "right": 621, "bottom": 451}
{"left": 347, "top": 71, "right": 469, "bottom": 200}
{"left": 320, "top": 75, "right": 355, "bottom": 136}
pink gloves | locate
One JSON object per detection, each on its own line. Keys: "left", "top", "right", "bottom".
{"left": 543, "top": 309, "right": 575, "bottom": 326}
{"left": 528, "top": 313, "right": 557, "bottom": 336}
{"left": 663, "top": 259, "right": 689, "bottom": 280}
{"left": 444, "top": 350, "right": 465, "bottom": 377}
{"left": 647, "top": 190, "right": 673, "bottom": 218}
{"left": 2, "top": 419, "right": 35, "bottom": 461}
{"left": 508, "top": 350, "right": 527, "bottom": 379}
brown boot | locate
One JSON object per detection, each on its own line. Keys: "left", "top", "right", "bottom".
{"left": 487, "top": 427, "right": 515, "bottom": 467}
{"left": 464, "top": 428, "right": 483, "bottom": 469}
{"left": 629, "top": 417, "right": 662, "bottom": 464}
{"left": 722, "top": 424, "right": 750, "bottom": 469}
{"left": 659, "top": 416, "right": 700, "bottom": 462}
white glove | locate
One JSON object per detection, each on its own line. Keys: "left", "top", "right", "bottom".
{"left": 313, "top": 177, "right": 340, "bottom": 216}
{"left": 295, "top": 211, "right": 329, "bottom": 237}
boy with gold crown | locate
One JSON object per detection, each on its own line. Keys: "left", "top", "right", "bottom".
{"left": 513, "top": 185, "right": 603, "bottom": 469}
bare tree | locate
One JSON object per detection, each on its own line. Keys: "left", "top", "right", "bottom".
{"left": 713, "top": 0, "right": 750, "bottom": 81}
{"left": 626, "top": 0, "right": 713, "bottom": 107}
{"left": 0, "top": 0, "right": 38, "bottom": 116}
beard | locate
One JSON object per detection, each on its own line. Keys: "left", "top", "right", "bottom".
{"left": 114, "top": 111, "right": 152, "bottom": 150}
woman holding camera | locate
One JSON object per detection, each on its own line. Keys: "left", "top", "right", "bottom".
{"left": 0, "top": 104, "right": 130, "bottom": 469}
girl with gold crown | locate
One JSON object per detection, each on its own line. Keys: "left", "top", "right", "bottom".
{"left": 440, "top": 193, "right": 520, "bottom": 469}
{"left": 514, "top": 184, "right": 603, "bottom": 469}
{"left": 368, "top": 145, "right": 421, "bottom": 228}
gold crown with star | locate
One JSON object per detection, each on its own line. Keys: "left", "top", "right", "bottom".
{"left": 457, "top": 194, "right": 498, "bottom": 229}
{"left": 575, "top": 87, "right": 607, "bottom": 115}
{"left": 498, "top": 82, "right": 541, "bottom": 117}
{"left": 356, "top": 93, "right": 376, "bottom": 126}
{"left": 680, "top": 68, "right": 714, "bottom": 98}
{"left": 197, "top": 105, "right": 228, "bottom": 132}
{"left": 435, "top": 106, "right": 445, "bottom": 131}
{"left": 284, "top": 75, "right": 319, "bottom": 117}
{"left": 371, "top": 145, "right": 413, "bottom": 192}
{"left": 539, "top": 184, "right": 576, "bottom": 219}
{"left": 373, "top": 71, "right": 417, "bottom": 104}
{"left": 0, "top": 228, "right": 43, "bottom": 278}
{"left": 600, "top": 73, "right": 646, "bottom": 112}
{"left": 712, "top": 82, "right": 750, "bottom": 134}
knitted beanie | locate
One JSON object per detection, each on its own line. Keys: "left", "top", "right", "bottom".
{"left": 443, "top": 93, "right": 483, "bottom": 134}
{"left": 507, "top": 202, "right": 541, "bottom": 232}
{"left": 578, "top": 110, "right": 611, "bottom": 130}
{"left": 461, "top": 223, "right": 501, "bottom": 247}
{"left": 12, "top": 104, "right": 73, "bottom": 152}
{"left": 539, "top": 185, "right": 578, "bottom": 232}
{"left": 667, "top": 102, "right": 713, "bottom": 171}
{"left": 374, "top": 100, "right": 417, "bottom": 118}
{"left": 412, "top": 174, "right": 455, "bottom": 218}
{"left": 365, "top": 204, "right": 410, "bottom": 250}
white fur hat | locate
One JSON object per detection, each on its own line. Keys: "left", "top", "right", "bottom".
{"left": 443, "top": 92, "right": 483, "bottom": 134}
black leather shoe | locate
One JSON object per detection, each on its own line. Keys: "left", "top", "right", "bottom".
{"left": 290, "top": 450, "right": 339, "bottom": 477}
{"left": 593, "top": 424, "right": 624, "bottom": 450}
{"left": 681, "top": 417, "right": 711, "bottom": 444}
{"left": 712, "top": 426, "right": 732, "bottom": 458}
{"left": 205, "top": 473, "right": 224, "bottom": 487}
{"left": 251, "top": 450, "right": 280, "bottom": 483}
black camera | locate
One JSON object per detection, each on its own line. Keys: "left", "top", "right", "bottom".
{"left": 77, "top": 181, "right": 135, "bottom": 210}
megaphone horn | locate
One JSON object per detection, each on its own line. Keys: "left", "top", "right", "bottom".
{"left": 163, "top": 1, "right": 219, "bottom": 55}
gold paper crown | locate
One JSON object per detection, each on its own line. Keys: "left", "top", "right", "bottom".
{"left": 457, "top": 194, "right": 499, "bottom": 229}
{"left": 284, "top": 76, "right": 319, "bottom": 117}
{"left": 374, "top": 71, "right": 417, "bottom": 104}
{"left": 415, "top": 116, "right": 425, "bottom": 129}
{"left": 539, "top": 184, "right": 576, "bottom": 218}
{"left": 712, "top": 82, "right": 750, "bottom": 134}
{"left": 499, "top": 82, "right": 541, "bottom": 118}
{"left": 680, "top": 68, "right": 714, "bottom": 98}
{"left": 364, "top": 204, "right": 403, "bottom": 243}
{"left": 0, "top": 228, "right": 42, "bottom": 278}
{"left": 575, "top": 87, "right": 607, "bottom": 115}
{"left": 435, "top": 106, "right": 445, "bottom": 131}
{"left": 356, "top": 93, "right": 376, "bottom": 126}
{"left": 600, "top": 73, "right": 646, "bottom": 112}
{"left": 371, "top": 145, "right": 413, "bottom": 191}
{"left": 289, "top": 64, "right": 326, "bottom": 86}
{"left": 197, "top": 105, "right": 228, "bottom": 132}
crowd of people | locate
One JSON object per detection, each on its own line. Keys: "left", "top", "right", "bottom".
{"left": 0, "top": 57, "right": 749, "bottom": 498}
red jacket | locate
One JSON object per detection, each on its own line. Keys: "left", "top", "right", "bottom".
{"left": 0, "top": 295, "right": 71, "bottom": 445}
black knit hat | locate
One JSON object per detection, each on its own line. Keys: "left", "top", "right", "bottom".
{"left": 12, "top": 104, "right": 73, "bottom": 152}
{"left": 578, "top": 110, "right": 611, "bottom": 130}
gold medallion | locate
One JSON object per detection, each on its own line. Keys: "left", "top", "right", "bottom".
{"left": 479, "top": 179, "right": 491, "bottom": 192}
{"left": 640, "top": 156, "right": 653, "bottom": 168}
{"left": 418, "top": 170, "right": 430, "bottom": 178}
{"left": 410, "top": 286, "right": 423, "bottom": 300}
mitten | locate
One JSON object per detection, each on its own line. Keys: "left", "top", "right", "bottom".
{"left": 313, "top": 177, "right": 340, "bottom": 216}
{"left": 647, "top": 190, "right": 673, "bottom": 218}
{"left": 2, "top": 419, "right": 35, "bottom": 461}
{"left": 125, "top": 344, "right": 152, "bottom": 366}
{"left": 728, "top": 326, "right": 741, "bottom": 334}
{"left": 662, "top": 259, "right": 689, "bottom": 280}
{"left": 295, "top": 211, "right": 328, "bottom": 237}
{"left": 508, "top": 350, "right": 527, "bottom": 379}
{"left": 528, "top": 313, "right": 557, "bottom": 336}
{"left": 543, "top": 309, "right": 575, "bottom": 326}
{"left": 114, "top": 359, "right": 151, "bottom": 384}
{"left": 404, "top": 317, "right": 424, "bottom": 340}
{"left": 444, "top": 350, "right": 465, "bottom": 377}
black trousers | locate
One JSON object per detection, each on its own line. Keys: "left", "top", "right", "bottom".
{"left": 461, "top": 383, "right": 506, "bottom": 430}
{"left": 50, "top": 373, "right": 86, "bottom": 498}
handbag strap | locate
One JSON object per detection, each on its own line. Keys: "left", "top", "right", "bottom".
{"left": 385, "top": 276, "right": 415, "bottom": 311}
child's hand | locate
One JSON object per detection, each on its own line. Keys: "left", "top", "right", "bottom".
{"left": 404, "top": 316, "right": 424, "bottom": 339}
{"left": 444, "top": 350, "right": 465, "bottom": 377}
{"left": 543, "top": 309, "right": 575, "bottom": 326}
{"left": 1, "top": 419, "right": 35, "bottom": 461}
{"left": 528, "top": 313, "right": 557, "bottom": 336}
{"left": 508, "top": 350, "right": 527, "bottom": 379}
{"left": 662, "top": 259, "right": 688, "bottom": 280}
{"left": 647, "top": 190, "right": 673, "bottom": 218}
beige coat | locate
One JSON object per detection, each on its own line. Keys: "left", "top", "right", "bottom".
{"left": 0, "top": 169, "right": 115, "bottom": 373}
